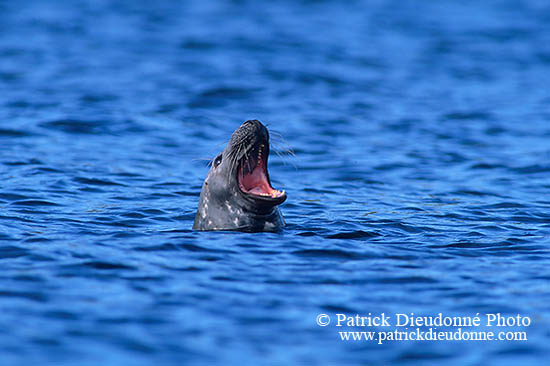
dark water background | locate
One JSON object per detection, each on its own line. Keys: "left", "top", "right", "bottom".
{"left": 1, "top": 0, "right": 549, "bottom": 365}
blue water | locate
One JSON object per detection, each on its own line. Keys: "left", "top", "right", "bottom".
{"left": 1, "top": 0, "right": 549, "bottom": 365}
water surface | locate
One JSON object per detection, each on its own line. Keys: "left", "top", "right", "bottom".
{"left": 1, "top": 0, "right": 549, "bottom": 365}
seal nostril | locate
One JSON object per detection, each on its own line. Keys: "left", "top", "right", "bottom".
{"left": 244, "top": 120, "right": 263, "bottom": 130}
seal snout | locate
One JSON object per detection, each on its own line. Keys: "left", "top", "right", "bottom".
{"left": 239, "top": 120, "right": 269, "bottom": 142}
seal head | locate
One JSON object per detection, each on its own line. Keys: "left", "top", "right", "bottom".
{"left": 193, "top": 120, "right": 286, "bottom": 231}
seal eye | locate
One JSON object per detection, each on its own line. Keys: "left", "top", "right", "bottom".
{"left": 213, "top": 154, "right": 222, "bottom": 168}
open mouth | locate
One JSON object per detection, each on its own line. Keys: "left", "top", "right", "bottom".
{"left": 237, "top": 143, "right": 286, "bottom": 202}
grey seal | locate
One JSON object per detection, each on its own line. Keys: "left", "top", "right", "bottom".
{"left": 193, "top": 120, "right": 287, "bottom": 231}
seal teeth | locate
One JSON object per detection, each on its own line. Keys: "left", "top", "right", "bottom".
{"left": 271, "top": 189, "right": 284, "bottom": 198}
{"left": 258, "top": 144, "right": 264, "bottom": 162}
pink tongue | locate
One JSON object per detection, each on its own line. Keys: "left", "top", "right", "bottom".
{"left": 249, "top": 186, "right": 267, "bottom": 195}
{"left": 242, "top": 163, "right": 272, "bottom": 194}
{"left": 239, "top": 158, "right": 285, "bottom": 198}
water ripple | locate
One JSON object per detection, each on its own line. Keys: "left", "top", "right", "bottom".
{"left": 1, "top": 1, "right": 548, "bottom": 365}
